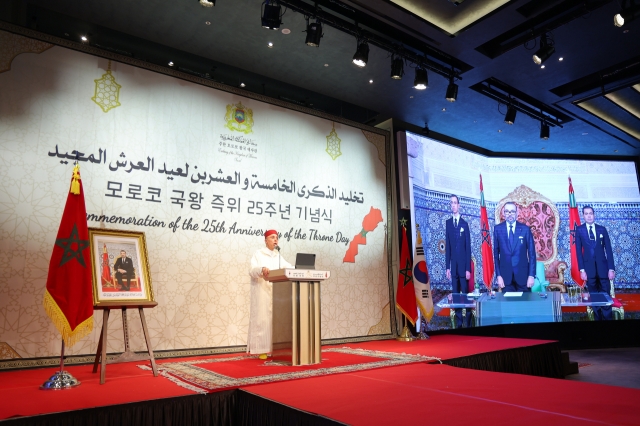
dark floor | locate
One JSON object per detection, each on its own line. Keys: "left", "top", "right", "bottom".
{"left": 565, "top": 347, "right": 640, "bottom": 389}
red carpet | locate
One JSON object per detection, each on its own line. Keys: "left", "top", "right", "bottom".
{"left": 327, "top": 334, "right": 555, "bottom": 359}
{"left": 0, "top": 335, "right": 559, "bottom": 421}
{"left": 244, "top": 363, "right": 640, "bottom": 425}
{"left": 0, "top": 361, "right": 193, "bottom": 420}
{"left": 146, "top": 348, "right": 438, "bottom": 393}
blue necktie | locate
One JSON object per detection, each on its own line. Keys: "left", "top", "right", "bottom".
{"left": 509, "top": 224, "right": 515, "bottom": 249}
{"left": 588, "top": 225, "right": 595, "bottom": 242}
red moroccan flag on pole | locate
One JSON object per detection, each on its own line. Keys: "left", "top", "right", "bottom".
{"left": 101, "top": 243, "right": 112, "bottom": 287}
{"left": 479, "top": 175, "right": 495, "bottom": 290}
{"left": 568, "top": 177, "right": 585, "bottom": 287}
{"left": 43, "top": 164, "right": 94, "bottom": 346}
{"left": 396, "top": 225, "right": 418, "bottom": 325}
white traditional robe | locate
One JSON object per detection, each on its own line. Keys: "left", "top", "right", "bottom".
{"left": 247, "top": 247, "right": 293, "bottom": 355}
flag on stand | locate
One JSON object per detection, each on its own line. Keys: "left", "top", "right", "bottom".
{"left": 396, "top": 225, "right": 418, "bottom": 325}
{"left": 42, "top": 164, "right": 94, "bottom": 346}
{"left": 568, "top": 177, "right": 584, "bottom": 287}
{"left": 479, "top": 175, "right": 495, "bottom": 290}
{"left": 101, "top": 243, "right": 112, "bottom": 287}
{"left": 413, "top": 227, "right": 434, "bottom": 322}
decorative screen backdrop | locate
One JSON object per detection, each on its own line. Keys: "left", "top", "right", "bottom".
{"left": 0, "top": 30, "right": 392, "bottom": 360}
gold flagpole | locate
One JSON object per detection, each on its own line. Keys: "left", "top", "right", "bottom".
{"left": 396, "top": 315, "right": 415, "bottom": 341}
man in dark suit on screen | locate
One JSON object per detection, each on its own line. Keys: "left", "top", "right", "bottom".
{"left": 493, "top": 202, "right": 536, "bottom": 292}
{"left": 114, "top": 250, "right": 134, "bottom": 291}
{"left": 445, "top": 195, "right": 473, "bottom": 328}
{"left": 575, "top": 206, "right": 615, "bottom": 320}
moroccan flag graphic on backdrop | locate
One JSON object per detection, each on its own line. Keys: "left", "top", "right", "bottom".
{"left": 568, "top": 177, "right": 584, "bottom": 287}
{"left": 42, "top": 164, "right": 94, "bottom": 346}
{"left": 413, "top": 227, "right": 434, "bottom": 322}
{"left": 396, "top": 225, "right": 418, "bottom": 325}
{"left": 479, "top": 175, "right": 495, "bottom": 289}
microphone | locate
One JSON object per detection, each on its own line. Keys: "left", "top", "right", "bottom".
{"left": 275, "top": 245, "right": 281, "bottom": 251}
{"left": 275, "top": 245, "right": 281, "bottom": 269}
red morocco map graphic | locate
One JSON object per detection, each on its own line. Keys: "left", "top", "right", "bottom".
{"left": 342, "top": 207, "right": 384, "bottom": 263}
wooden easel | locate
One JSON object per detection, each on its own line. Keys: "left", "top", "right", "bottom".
{"left": 92, "top": 301, "right": 158, "bottom": 384}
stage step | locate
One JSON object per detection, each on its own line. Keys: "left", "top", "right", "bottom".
{"left": 562, "top": 352, "right": 579, "bottom": 376}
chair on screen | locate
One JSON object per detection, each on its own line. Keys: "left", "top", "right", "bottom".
{"left": 531, "top": 261, "right": 549, "bottom": 293}
{"left": 495, "top": 185, "right": 567, "bottom": 291}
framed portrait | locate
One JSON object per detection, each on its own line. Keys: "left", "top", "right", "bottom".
{"left": 88, "top": 228, "right": 154, "bottom": 306}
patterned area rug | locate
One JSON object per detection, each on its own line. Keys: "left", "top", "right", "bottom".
{"left": 139, "top": 348, "right": 441, "bottom": 394}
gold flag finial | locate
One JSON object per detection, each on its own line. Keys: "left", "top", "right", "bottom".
{"left": 70, "top": 164, "right": 81, "bottom": 195}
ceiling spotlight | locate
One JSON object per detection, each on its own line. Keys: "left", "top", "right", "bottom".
{"left": 168, "top": 61, "right": 174, "bottom": 66}
{"left": 504, "top": 105, "right": 517, "bottom": 125}
{"left": 268, "top": 42, "right": 273, "bottom": 48}
{"left": 390, "top": 56, "right": 404, "bottom": 80}
{"left": 540, "top": 122, "right": 550, "bottom": 140}
{"left": 261, "top": 0, "right": 282, "bottom": 30}
{"left": 445, "top": 76, "right": 458, "bottom": 102}
{"left": 614, "top": 4, "right": 640, "bottom": 27}
{"left": 305, "top": 20, "right": 323, "bottom": 47}
{"left": 352, "top": 40, "right": 369, "bottom": 67}
{"left": 240, "top": 82, "right": 246, "bottom": 87}
{"left": 80, "top": 35, "right": 88, "bottom": 42}
{"left": 199, "top": 0, "right": 215, "bottom": 7}
{"left": 413, "top": 67, "right": 428, "bottom": 90}
{"left": 533, "top": 33, "right": 555, "bottom": 65}
{"left": 369, "top": 79, "right": 373, "bottom": 84}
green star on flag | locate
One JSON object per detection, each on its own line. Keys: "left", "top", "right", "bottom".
{"left": 55, "top": 224, "right": 90, "bottom": 267}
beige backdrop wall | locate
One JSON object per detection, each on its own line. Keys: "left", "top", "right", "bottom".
{"left": 0, "top": 31, "right": 391, "bottom": 359}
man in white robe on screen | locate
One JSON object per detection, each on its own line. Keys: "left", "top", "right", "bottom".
{"left": 247, "top": 229, "right": 293, "bottom": 359}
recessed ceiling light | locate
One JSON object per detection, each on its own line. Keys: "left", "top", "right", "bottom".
{"left": 324, "top": 63, "right": 329, "bottom": 67}
{"left": 442, "top": 108, "right": 446, "bottom": 111}
{"left": 498, "top": 129, "right": 502, "bottom": 132}
{"left": 80, "top": 36, "right": 88, "bottom": 42}
{"left": 205, "top": 21, "right": 211, "bottom": 25}
{"left": 268, "top": 42, "right": 273, "bottom": 48}
{"left": 559, "top": 57, "right": 563, "bottom": 61}
{"left": 473, "top": 120, "right": 477, "bottom": 123}
{"left": 240, "top": 83, "right": 246, "bottom": 87}
{"left": 168, "top": 61, "right": 174, "bottom": 66}
{"left": 282, "top": 28, "right": 291, "bottom": 34}
{"left": 409, "top": 96, "right": 414, "bottom": 99}
{"left": 369, "top": 79, "right": 373, "bottom": 84}
{"left": 582, "top": 132, "right": 588, "bottom": 135}
{"left": 541, "top": 65, "right": 546, "bottom": 69}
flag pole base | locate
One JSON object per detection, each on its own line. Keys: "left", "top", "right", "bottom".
{"left": 396, "top": 325, "right": 415, "bottom": 342}
{"left": 416, "top": 315, "right": 430, "bottom": 340}
{"left": 40, "top": 371, "right": 81, "bottom": 390}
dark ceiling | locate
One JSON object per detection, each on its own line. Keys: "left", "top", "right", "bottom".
{"left": 2, "top": 0, "right": 640, "bottom": 157}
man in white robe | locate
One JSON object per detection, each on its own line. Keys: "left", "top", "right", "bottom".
{"left": 247, "top": 229, "right": 293, "bottom": 358}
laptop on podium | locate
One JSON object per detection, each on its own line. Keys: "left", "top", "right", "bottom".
{"left": 295, "top": 253, "right": 316, "bottom": 270}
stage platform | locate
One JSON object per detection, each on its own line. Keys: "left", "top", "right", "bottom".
{"left": 0, "top": 334, "right": 635, "bottom": 425}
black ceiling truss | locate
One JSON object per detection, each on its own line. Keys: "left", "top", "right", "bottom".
{"left": 278, "top": 0, "right": 467, "bottom": 81}
{"left": 476, "top": 0, "right": 612, "bottom": 59}
{"left": 470, "top": 78, "right": 574, "bottom": 127}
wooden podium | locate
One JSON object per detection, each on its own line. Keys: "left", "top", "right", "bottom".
{"left": 266, "top": 269, "right": 330, "bottom": 366}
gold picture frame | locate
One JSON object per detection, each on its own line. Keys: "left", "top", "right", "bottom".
{"left": 88, "top": 228, "right": 154, "bottom": 306}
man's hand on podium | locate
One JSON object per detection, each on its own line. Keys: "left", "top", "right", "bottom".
{"left": 262, "top": 267, "right": 270, "bottom": 278}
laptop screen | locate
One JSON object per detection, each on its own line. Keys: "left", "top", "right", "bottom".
{"left": 295, "top": 253, "right": 316, "bottom": 270}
